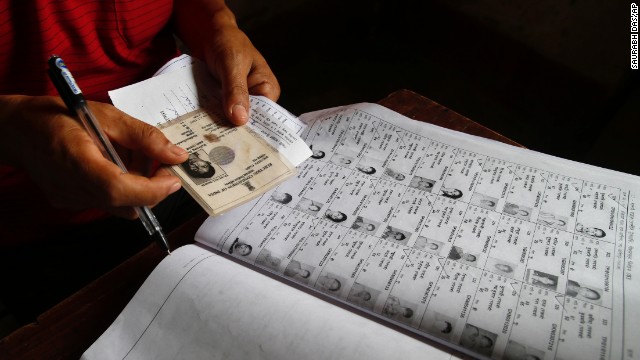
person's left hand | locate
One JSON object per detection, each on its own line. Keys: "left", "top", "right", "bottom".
{"left": 202, "top": 23, "right": 280, "bottom": 125}
{"left": 174, "top": 2, "right": 280, "bottom": 126}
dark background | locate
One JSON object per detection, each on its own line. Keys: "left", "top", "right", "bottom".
{"left": 233, "top": 0, "right": 639, "bottom": 175}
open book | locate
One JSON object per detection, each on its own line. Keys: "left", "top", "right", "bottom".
{"left": 83, "top": 59, "right": 640, "bottom": 360}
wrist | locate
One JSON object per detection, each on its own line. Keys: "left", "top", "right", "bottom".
{"left": 172, "top": 0, "right": 238, "bottom": 58}
{"left": 208, "top": 6, "right": 237, "bottom": 32}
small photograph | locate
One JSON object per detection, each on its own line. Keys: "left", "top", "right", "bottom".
{"left": 458, "top": 323, "right": 498, "bottom": 356}
{"left": 314, "top": 272, "right": 346, "bottom": 295}
{"left": 381, "top": 295, "right": 416, "bottom": 325}
{"left": 381, "top": 226, "right": 411, "bottom": 245}
{"left": 351, "top": 216, "right": 380, "bottom": 235}
{"left": 502, "top": 202, "right": 532, "bottom": 221}
{"left": 413, "top": 236, "right": 445, "bottom": 255}
{"left": 309, "top": 145, "right": 325, "bottom": 160}
{"left": 269, "top": 190, "right": 293, "bottom": 205}
{"left": 346, "top": 282, "right": 379, "bottom": 310}
{"left": 324, "top": 209, "right": 348, "bottom": 223}
{"left": 470, "top": 193, "right": 498, "bottom": 211}
{"left": 485, "top": 257, "right": 517, "bottom": 278}
{"left": 526, "top": 269, "right": 559, "bottom": 291}
{"left": 503, "top": 340, "right": 545, "bottom": 360}
{"left": 408, "top": 175, "right": 436, "bottom": 193}
{"left": 448, "top": 246, "right": 479, "bottom": 265}
{"left": 283, "top": 260, "right": 314, "bottom": 284}
{"left": 254, "top": 248, "right": 282, "bottom": 271}
{"left": 294, "top": 197, "right": 324, "bottom": 216}
{"left": 440, "top": 186, "right": 464, "bottom": 200}
{"left": 382, "top": 167, "right": 407, "bottom": 182}
{"left": 227, "top": 238, "right": 253, "bottom": 257}
{"left": 355, "top": 164, "right": 378, "bottom": 175}
{"left": 574, "top": 222, "right": 607, "bottom": 238}
{"left": 180, "top": 150, "right": 219, "bottom": 185}
{"left": 330, "top": 153, "right": 355, "bottom": 167}
{"left": 208, "top": 145, "right": 236, "bottom": 166}
{"left": 419, "top": 310, "right": 457, "bottom": 340}
{"left": 566, "top": 279, "right": 602, "bottom": 304}
{"left": 537, "top": 211, "right": 568, "bottom": 231}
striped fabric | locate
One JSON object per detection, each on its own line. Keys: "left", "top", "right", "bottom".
{"left": 0, "top": 0, "right": 180, "bottom": 244}
{"left": 0, "top": 0, "right": 178, "bottom": 101}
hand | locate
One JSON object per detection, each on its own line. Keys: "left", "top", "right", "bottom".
{"left": 203, "top": 23, "right": 281, "bottom": 125}
{"left": 0, "top": 95, "right": 188, "bottom": 218}
{"left": 173, "top": 1, "right": 280, "bottom": 125}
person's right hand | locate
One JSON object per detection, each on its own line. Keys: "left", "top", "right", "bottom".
{"left": 172, "top": 0, "right": 280, "bottom": 126}
{"left": 0, "top": 95, "right": 189, "bottom": 219}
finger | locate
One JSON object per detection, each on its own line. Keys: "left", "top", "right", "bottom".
{"left": 155, "top": 166, "right": 175, "bottom": 177}
{"left": 126, "top": 150, "right": 154, "bottom": 176}
{"left": 64, "top": 140, "right": 181, "bottom": 209}
{"left": 91, "top": 102, "right": 188, "bottom": 165}
{"left": 96, "top": 169, "right": 183, "bottom": 209}
{"left": 248, "top": 81, "right": 280, "bottom": 101}
{"left": 212, "top": 49, "right": 251, "bottom": 126}
{"left": 247, "top": 60, "right": 280, "bottom": 102}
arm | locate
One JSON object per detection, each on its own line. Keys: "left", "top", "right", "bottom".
{"left": 172, "top": 0, "right": 280, "bottom": 125}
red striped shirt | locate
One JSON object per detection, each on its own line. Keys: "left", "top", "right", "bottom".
{"left": 0, "top": 0, "right": 179, "bottom": 244}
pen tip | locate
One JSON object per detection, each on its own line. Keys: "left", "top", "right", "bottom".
{"left": 152, "top": 230, "right": 172, "bottom": 254}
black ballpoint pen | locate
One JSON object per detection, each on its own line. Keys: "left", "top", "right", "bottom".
{"left": 47, "top": 55, "right": 171, "bottom": 255}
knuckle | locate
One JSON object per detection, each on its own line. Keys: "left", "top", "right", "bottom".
{"left": 227, "top": 83, "right": 249, "bottom": 100}
{"left": 136, "top": 122, "right": 168, "bottom": 148}
{"left": 139, "top": 123, "right": 162, "bottom": 141}
{"left": 102, "top": 177, "right": 127, "bottom": 207}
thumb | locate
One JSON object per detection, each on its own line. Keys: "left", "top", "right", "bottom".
{"left": 91, "top": 101, "right": 189, "bottom": 165}
{"left": 211, "top": 53, "right": 251, "bottom": 126}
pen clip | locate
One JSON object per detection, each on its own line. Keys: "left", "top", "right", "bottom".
{"left": 47, "top": 55, "right": 85, "bottom": 115}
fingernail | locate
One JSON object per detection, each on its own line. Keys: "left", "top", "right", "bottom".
{"left": 169, "top": 181, "right": 182, "bottom": 194}
{"left": 232, "top": 104, "right": 249, "bottom": 123}
{"left": 170, "top": 144, "right": 187, "bottom": 157}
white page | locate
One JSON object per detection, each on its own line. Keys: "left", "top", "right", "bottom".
{"left": 151, "top": 53, "right": 194, "bottom": 76}
{"left": 82, "top": 244, "right": 453, "bottom": 360}
{"left": 196, "top": 102, "right": 640, "bottom": 360}
{"left": 108, "top": 58, "right": 311, "bottom": 166}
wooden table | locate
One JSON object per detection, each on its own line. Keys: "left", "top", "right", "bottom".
{"left": 0, "top": 89, "right": 520, "bottom": 359}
